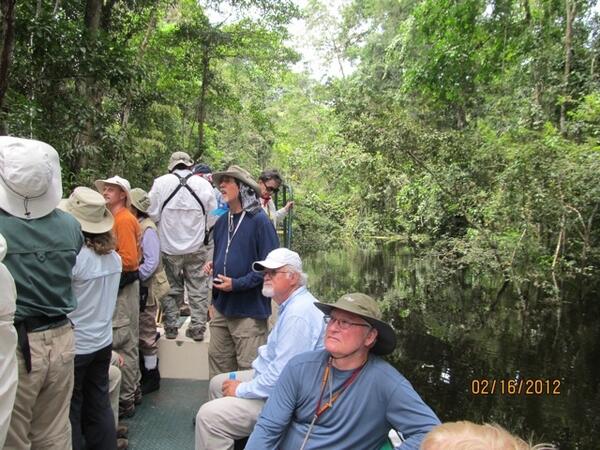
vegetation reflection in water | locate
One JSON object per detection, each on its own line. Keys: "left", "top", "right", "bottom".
{"left": 304, "top": 242, "right": 599, "bottom": 450}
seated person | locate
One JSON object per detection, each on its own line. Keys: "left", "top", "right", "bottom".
{"left": 195, "top": 248, "right": 325, "bottom": 450}
{"left": 246, "top": 293, "right": 441, "bottom": 450}
{"left": 420, "top": 421, "right": 556, "bottom": 450}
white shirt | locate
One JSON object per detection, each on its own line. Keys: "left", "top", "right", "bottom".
{"left": 68, "top": 246, "right": 121, "bottom": 355}
{"left": 147, "top": 169, "right": 217, "bottom": 255}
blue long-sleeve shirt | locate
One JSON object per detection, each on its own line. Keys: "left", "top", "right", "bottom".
{"left": 246, "top": 351, "right": 440, "bottom": 450}
{"left": 212, "top": 209, "right": 279, "bottom": 319}
{"left": 236, "top": 286, "right": 325, "bottom": 399}
{"left": 139, "top": 227, "right": 160, "bottom": 281}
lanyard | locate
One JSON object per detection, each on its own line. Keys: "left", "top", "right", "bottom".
{"left": 299, "top": 357, "right": 366, "bottom": 450}
{"left": 223, "top": 211, "right": 245, "bottom": 276}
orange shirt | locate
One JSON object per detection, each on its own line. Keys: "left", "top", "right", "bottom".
{"left": 113, "top": 208, "right": 141, "bottom": 271}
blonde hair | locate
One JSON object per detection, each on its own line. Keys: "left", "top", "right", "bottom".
{"left": 83, "top": 231, "right": 116, "bottom": 255}
{"left": 420, "top": 421, "right": 556, "bottom": 450}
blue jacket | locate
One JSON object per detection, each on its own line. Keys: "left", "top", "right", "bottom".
{"left": 212, "top": 210, "right": 279, "bottom": 319}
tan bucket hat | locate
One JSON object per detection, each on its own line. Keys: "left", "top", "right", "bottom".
{"left": 130, "top": 188, "right": 150, "bottom": 213}
{"left": 94, "top": 175, "right": 132, "bottom": 207}
{"left": 168, "top": 151, "right": 194, "bottom": 171}
{"left": 314, "top": 292, "right": 397, "bottom": 355}
{"left": 213, "top": 165, "right": 260, "bottom": 195}
{"left": 58, "top": 187, "right": 114, "bottom": 234}
{"left": 0, "top": 137, "right": 62, "bottom": 220}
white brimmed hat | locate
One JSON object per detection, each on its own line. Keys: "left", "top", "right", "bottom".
{"left": 314, "top": 292, "right": 397, "bottom": 355}
{"left": 0, "top": 137, "right": 62, "bottom": 220}
{"left": 58, "top": 187, "right": 114, "bottom": 234}
{"left": 168, "top": 151, "right": 194, "bottom": 171}
{"left": 94, "top": 175, "right": 132, "bottom": 207}
{"left": 253, "top": 247, "right": 302, "bottom": 272}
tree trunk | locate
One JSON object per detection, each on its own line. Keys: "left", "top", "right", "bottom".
{"left": 560, "top": 0, "right": 575, "bottom": 135}
{"left": 0, "top": 0, "right": 16, "bottom": 135}
{"left": 195, "top": 49, "right": 211, "bottom": 161}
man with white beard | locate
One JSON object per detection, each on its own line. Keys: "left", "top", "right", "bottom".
{"left": 195, "top": 248, "right": 325, "bottom": 450}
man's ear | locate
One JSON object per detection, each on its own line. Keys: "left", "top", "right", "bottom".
{"left": 365, "top": 327, "right": 378, "bottom": 349}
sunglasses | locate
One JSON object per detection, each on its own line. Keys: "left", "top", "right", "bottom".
{"left": 264, "top": 184, "right": 279, "bottom": 194}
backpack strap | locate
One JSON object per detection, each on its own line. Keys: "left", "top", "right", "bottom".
{"left": 161, "top": 172, "right": 206, "bottom": 216}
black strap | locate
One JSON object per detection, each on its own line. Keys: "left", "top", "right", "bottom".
{"left": 161, "top": 173, "right": 206, "bottom": 216}
{"left": 16, "top": 321, "right": 32, "bottom": 373}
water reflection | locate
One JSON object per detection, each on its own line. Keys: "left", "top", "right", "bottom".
{"left": 304, "top": 242, "right": 599, "bottom": 449}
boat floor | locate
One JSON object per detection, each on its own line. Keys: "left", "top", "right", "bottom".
{"left": 126, "top": 378, "right": 208, "bottom": 450}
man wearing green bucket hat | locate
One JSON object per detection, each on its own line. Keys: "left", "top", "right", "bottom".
{"left": 247, "top": 293, "right": 440, "bottom": 450}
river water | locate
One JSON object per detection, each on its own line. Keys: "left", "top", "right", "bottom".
{"left": 303, "top": 242, "right": 599, "bottom": 449}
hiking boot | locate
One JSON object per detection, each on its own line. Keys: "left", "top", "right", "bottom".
{"left": 134, "top": 386, "right": 142, "bottom": 405}
{"left": 179, "top": 304, "right": 191, "bottom": 316}
{"left": 165, "top": 326, "right": 178, "bottom": 339}
{"left": 118, "top": 401, "right": 135, "bottom": 419}
{"left": 117, "top": 438, "right": 129, "bottom": 450}
{"left": 117, "top": 423, "right": 128, "bottom": 438}
{"left": 141, "top": 367, "right": 161, "bottom": 395}
{"left": 185, "top": 327, "right": 204, "bottom": 342}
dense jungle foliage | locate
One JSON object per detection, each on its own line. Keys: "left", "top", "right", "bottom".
{"left": 0, "top": 0, "right": 598, "bottom": 303}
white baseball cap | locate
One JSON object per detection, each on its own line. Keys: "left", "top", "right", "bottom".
{"left": 252, "top": 248, "right": 302, "bottom": 272}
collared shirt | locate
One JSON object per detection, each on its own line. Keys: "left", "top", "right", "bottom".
{"left": 236, "top": 286, "right": 325, "bottom": 399}
{"left": 147, "top": 169, "right": 217, "bottom": 256}
{"left": 138, "top": 225, "right": 160, "bottom": 281}
{"left": 261, "top": 198, "right": 288, "bottom": 228}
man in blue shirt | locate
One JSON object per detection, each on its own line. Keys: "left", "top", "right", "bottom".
{"left": 246, "top": 293, "right": 441, "bottom": 450}
{"left": 195, "top": 248, "right": 325, "bottom": 450}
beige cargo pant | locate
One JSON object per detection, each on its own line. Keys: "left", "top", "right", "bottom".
{"left": 207, "top": 308, "right": 267, "bottom": 380}
{"left": 4, "top": 323, "right": 74, "bottom": 450}
{"left": 112, "top": 281, "right": 140, "bottom": 406}
{"left": 195, "top": 370, "right": 264, "bottom": 450}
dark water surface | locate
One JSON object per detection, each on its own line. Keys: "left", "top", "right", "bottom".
{"left": 304, "top": 242, "right": 599, "bottom": 449}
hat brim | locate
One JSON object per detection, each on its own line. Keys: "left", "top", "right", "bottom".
{"left": 314, "top": 302, "right": 397, "bottom": 355}
{"left": 252, "top": 260, "right": 286, "bottom": 272}
{"left": 0, "top": 171, "right": 62, "bottom": 220}
{"left": 58, "top": 199, "right": 114, "bottom": 234}
{"left": 94, "top": 180, "right": 131, "bottom": 207}
{"left": 213, "top": 171, "right": 261, "bottom": 196}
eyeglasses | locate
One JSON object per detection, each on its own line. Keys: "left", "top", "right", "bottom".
{"left": 323, "top": 315, "right": 372, "bottom": 330}
{"left": 263, "top": 269, "right": 291, "bottom": 278}
{"left": 264, "top": 185, "right": 279, "bottom": 194}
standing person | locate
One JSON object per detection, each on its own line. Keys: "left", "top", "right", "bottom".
{"left": 0, "top": 234, "right": 17, "bottom": 448}
{"left": 195, "top": 248, "right": 325, "bottom": 450}
{"left": 0, "top": 137, "right": 84, "bottom": 450}
{"left": 147, "top": 152, "right": 216, "bottom": 341}
{"left": 60, "top": 187, "right": 121, "bottom": 450}
{"left": 94, "top": 175, "right": 141, "bottom": 418}
{"left": 130, "top": 188, "right": 170, "bottom": 394}
{"left": 258, "top": 169, "right": 294, "bottom": 228}
{"left": 246, "top": 293, "right": 441, "bottom": 450}
{"left": 204, "top": 165, "right": 279, "bottom": 379}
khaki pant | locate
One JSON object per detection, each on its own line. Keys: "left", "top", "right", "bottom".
{"left": 195, "top": 370, "right": 264, "bottom": 450}
{"left": 208, "top": 309, "right": 267, "bottom": 380}
{"left": 139, "top": 304, "right": 158, "bottom": 358}
{"left": 0, "top": 320, "right": 17, "bottom": 448}
{"left": 5, "top": 323, "right": 74, "bottom": 450}
{"left": 108, "top": 359, "right": 121, "bottom": 429}
{"left": 162, "top": 247, "right": 211, "bottom": 333}
{"left": 112, "top": 281, "right": 140, "bottom": 405}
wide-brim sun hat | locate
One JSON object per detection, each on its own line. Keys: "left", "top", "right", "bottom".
{"left": 213, "top": 165, "right": 261, "bottom": 195}
{"left": 130, "top": 187, "right": 150, "bottom": 213}
{"left": 0, "top": 137, "right": 62, "bottom": 220}
{"left": 253, "top": 247, "right": 302, "bottom": 272}
{"left": 94, "top": 175, "right": 132, "bottom": 207}
{"left": 168, "top": 151, "right": 194, "bottom": 171}
{"left": 58, "top": 186, "right": 114, "bottom": 234}
{"left": 314, "top": 292, "right": 397, "bottom": 355}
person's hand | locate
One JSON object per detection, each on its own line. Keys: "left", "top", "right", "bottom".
{"left": 117, "top": 354, "right": 125, "bottom": 367}
{"left": 203, "top": 261, "right": 214, "bottom": 275}
{"left": 285, "top": 201, "right": 294, "bottom": 211}
{"left": 222, "top": 380, "right": 242, "bottom": 397}
{"left": 213, "top": 275, "right": 233, "bottom": 292}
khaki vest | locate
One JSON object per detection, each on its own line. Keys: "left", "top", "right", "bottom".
{"left": 140, "top": 218, "right": 170, "bottom": 306}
